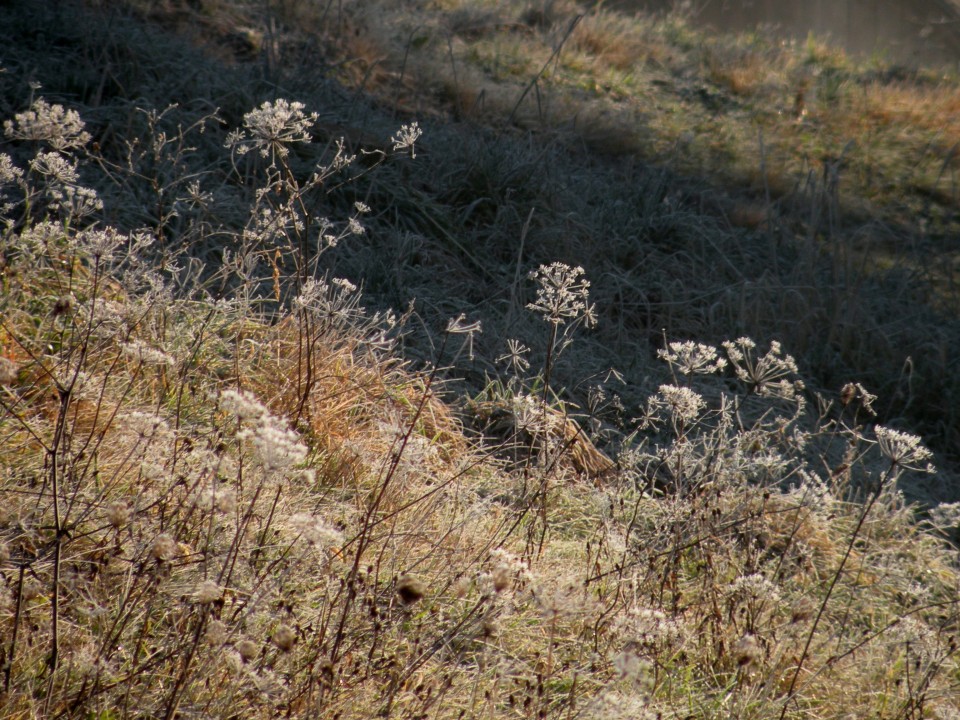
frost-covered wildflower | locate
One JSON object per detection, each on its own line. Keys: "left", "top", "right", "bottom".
{"left": 730, "top": 573, "right": 781, "bottom": 605}
{"left": 723, "top": 337, "right": 801, "bottom": 398}
{"left": 221, "top": 388, "right": 269, "bottom": 422}
{"left": 78, "top": 227, "right": 124, "bottom": 262}
{"left": 105, "top": 501, "right": 131, "bottom": 528}
{"left": 654, "top": 384, "right": 706, "bottom": 424}
{"left": 527, "top": 262, "right": 595, "bottom": 326}
{"left": 353, "top": 201, "right": 370, "bottom": 214}
{"left": 55, "top": 185, "right": 103, "bottom": 221}
{"left": 4, "top": 99, "right": 91, "bottom": 151}
{"left": 347, "top": 216, "right": 365, "bottom": 235}
{"left": 30, "top": 151, "right": 78, "bottom": 184}
{"left": 272, "top": 624, "right": 297, "bottom": 652}
{"left": 0, "top": 154, "right": 23, "bottom": 185}
{"left": 874, "top": 425, "right": 935, "bottom": 472}
{"left": 658, "top": 341, "right": 727, "bottom": 375}
{"left": 226, "top": 99, "right": 316, "bottom": 161}
{"left": 124, "top": 411, "right": 172, "bottom": 441}
{"left": 390, "top": 121, "right": 422, "bottom": 158}
{"left": 237, "top": 419, "right": 307, "bottom": 473}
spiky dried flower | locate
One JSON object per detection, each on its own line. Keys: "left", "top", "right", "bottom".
{"left": 4, "top": 99, "right": 91, "bottom": 151}
{"left": 840, "top": 382, "right": 877, "bottom": 415}
{"left": 874, "top": 425, "right": 935, "bottom": 472}
{"left": 658, "top": 341, "right": 727, "bottom": 375}
{"left": 497, "top": 339, "right": 531, "bottom": 374}
{"left": 226, "top": 99, "right": 316, "bottom": 161}
{"left": 446, "top": 313, "right": 482, "bottom": 360}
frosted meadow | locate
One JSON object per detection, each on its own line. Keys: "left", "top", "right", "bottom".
{"left": 2, "top": 1, "right": 960, "bottom": 718}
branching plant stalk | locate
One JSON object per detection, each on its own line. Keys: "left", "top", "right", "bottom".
{"left": 777, "top": 462, "right": 899, "bottom": 718}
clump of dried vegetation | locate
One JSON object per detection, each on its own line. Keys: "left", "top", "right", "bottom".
{"left": 2, "top": 1, "right": 960, "bottom": 718}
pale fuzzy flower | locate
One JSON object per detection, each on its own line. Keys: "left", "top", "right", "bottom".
{"left": 658, "top": 341, "right": 727, "bottom": 375}
{"left": 331, "top": 277, "right": 357, "bottom": 293}
{"left": 235, "top": 638, "right": 259, "bottom": 662}
{"left": 353, "top": 201, "right": 370, "bottom": 213}
{"left": 272, "top": 624, "right": 297, "bottom": 652}
{"left": 194, "top": 484, "right": 237, "bottom": 514}
{"left": 237, "top": 420, "right": 307, "bottom": 472}
{"left": 221, "top": 388, "right": 269, "bottom": 421}
{"left": 390, "top": 121, "right": 422, "bottom": 158}
{"left": 30, "top": 151, "right": 78, "bottom": 184}
{"left": 488, "top": 548, "right": 533, "bottom": 594}
{"left": 55, "top": 185, "right": 103, "bottom": 221}
{"left": 192, "top": 579, "right": 224, "bottom": 604}
{"left": 497, "top": 338, "right": 531, "bottom": 373}
{"left": 151, "top": 533, "right": 178, "bottom": 561}
{"left": 123, "top": 411, "right": 172, "bottom": 441}
{"left": 105, "top": 501, "right": 131, "bottom": 528}
{"left": 527, "top": 262, "right": 595, "bottom": 326}
{"left": 875, "top": 425, "right": 935, "bottom": 472}
{"left": 347, "top": 216, "right": 365, "bottom": 235}
{"left": 206, "top": 619, "right": 229, "bottom": 646}
{"left": 4, "top": 99, "right": 91, "bottom": 150}
{"left": 655, "top": 384, "right": 705, "bottom": 423}
{"left": 730, "top": 573, "right": 781, "bottom": 605}
{"left": 287, "top": 512, "right": 343, "bottom": 549}
{"left": 227, "top": 99, "right": 317, "bottom": 160}
{"left": 0, "top": 154, "right": 23, "bottom": 184}
{"left": 614, "top": 606, "right": 682, "bottom": 651}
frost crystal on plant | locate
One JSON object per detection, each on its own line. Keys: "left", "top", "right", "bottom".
{"left": 658, "top": 341, "right": 727, "bottom": 375}
{"left": 655, "top": 384, "right": 706, "bottom": 423}
{"left": 874, "top": 425, "right": 934, "bottom": 472}
{"left": 527, "top": 262, "right": 595, "bottom": 326}
{"left": 226, "top": 99, "right": 316, "bottom": 161}
{"left": 723, "top": 337, "right": 801, "bottom": 398}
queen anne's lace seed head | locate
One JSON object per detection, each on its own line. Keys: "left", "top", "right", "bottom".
{"left": 655, "top": 384, "right": 706, "bottom": 424}
{"left": 391, "top": 122, "right": 422, "bottom": 158}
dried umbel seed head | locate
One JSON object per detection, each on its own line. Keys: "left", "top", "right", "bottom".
{"left": 206, "top": 620, "right": 228, "bottom": 646}
{"left": 0, "top": 357, "right": 17, "bottom": 386}
{"left": 151, "top": 533, "right": 178, "bottom": 562}
{"left": 235, "top": 638, "right": 259, "bottom": 662}
{"left": 192, "top": 579, "right": 224, "bottom": 605}
{"left": 396, "top": 574, "right": 426, "bottom": 604}
{"left": 731, "top": 633, "right": 762, "bottom": 668}
{"left": 272, "top": 624, "right": 297, "bottom": 652}
{"left": 105, "top": 501, "right": 131, "bottom": 528}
